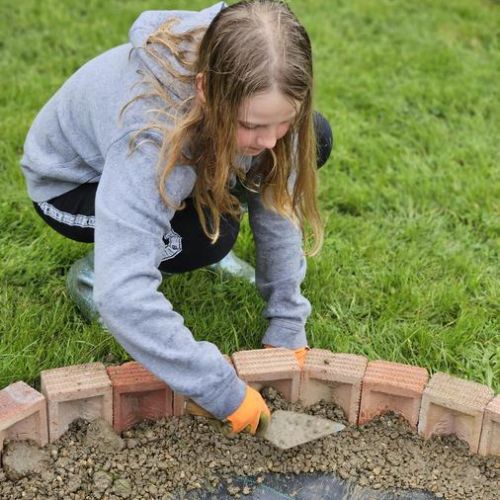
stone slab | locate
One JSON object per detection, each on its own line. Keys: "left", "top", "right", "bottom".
{"left": 231, "top": 349, "right": 301, "bottom": 403}
{"left": 359, "top": 360, "right": 429, "bottom": 428}
{"left": 40, "top": 363, "right": 112, "bottom": 442}
{"left": 478, "top": 395, "right": 500, "bottom": 457}
{"left": 107, "top": 361, "right": 174, "bottom": 433}
{"left": 300, "top": 349, "right": 367, "bottom": 424}
{"left": 0, "top": 381, "right": 48, "bottom": 455}
{"left": 418, "top": 372, "right": 494, "bottom": 453}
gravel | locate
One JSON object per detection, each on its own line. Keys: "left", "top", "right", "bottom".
{"left": 0, "top": 387, "right": 498, "bottom": 499}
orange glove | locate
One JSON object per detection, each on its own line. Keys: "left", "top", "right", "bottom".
{"left": 263, "top": 344, "right": 310, "bottom": 368}
{"left": 226, "top": 385, "right": 271, "bottom": 434}
{"left": 293, "top": 346, "right": 309, "bottom": 368}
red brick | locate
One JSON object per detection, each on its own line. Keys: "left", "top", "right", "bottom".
{"left": 231, "top": 348, "right": 301, "bottom": 403}
{"left": 479, "top": 395, "right": 500, "bottom": 456}
{"left": 0, "top": 382, "right": 48, "bottom": 457}
{"left": 300, "top": 349, "right": 367, "bottom": 424}
{"left": 359, "top": 360, "right": 429, "bottom": 428}
{"left": 418, "top": 372, "right": 494, "bottom": 453}
{"left": 107, "top": 361, "right": 174, "bottom": 433}
{"left": 173, "top": 355, "right": 234, "bottom": 416}
{"left": 40, "top": 363, "right": 112, "bottom": 442}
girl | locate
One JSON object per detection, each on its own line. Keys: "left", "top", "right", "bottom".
{"left": 21, "top": 0, "right": 333, "bottom": 434}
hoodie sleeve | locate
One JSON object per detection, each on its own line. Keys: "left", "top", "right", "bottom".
{"left": 247, "top": 189, "right": 312, "bottom": 350}
{"left": 94, "top": 131, "right": 246, "bottom": 420}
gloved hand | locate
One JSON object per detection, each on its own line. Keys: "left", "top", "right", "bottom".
{"left": 226, "top": 385, "right": 271, "bottom": 434}
{"left": 263, "top": 344, "right": 310, "bottom": 368}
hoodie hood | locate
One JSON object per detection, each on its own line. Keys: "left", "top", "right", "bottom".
{"left": 129, "top": 2, "right": 226, "bottom": 99}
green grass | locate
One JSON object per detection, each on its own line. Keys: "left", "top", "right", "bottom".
{"left": 1, "top": 0, "right": 499, "bottom": 393}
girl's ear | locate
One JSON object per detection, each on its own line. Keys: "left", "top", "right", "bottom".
{"left": 195, "top": 72, "right": 206, "bottom": 104}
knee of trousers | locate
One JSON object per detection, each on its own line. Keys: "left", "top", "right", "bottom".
{"left": 313, "top": 111, "right": 334, "bottom": 169}
{"left": 197, "top": 220, "right": 240, "bottom": 268}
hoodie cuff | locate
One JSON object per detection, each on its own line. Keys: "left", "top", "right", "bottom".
{"left": 261, "top": 318, "right": 308, "bottom": 350}
{"left": 192, "top": 369, "right": 247, "bottom": 420}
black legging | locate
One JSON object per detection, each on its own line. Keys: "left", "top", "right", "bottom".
{"left": 33, "top": 111, "right": 333, "bottom": 273}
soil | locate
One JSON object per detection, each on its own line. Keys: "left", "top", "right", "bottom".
{"left": 0, "top": 387, "right": 498, "bottom": 499}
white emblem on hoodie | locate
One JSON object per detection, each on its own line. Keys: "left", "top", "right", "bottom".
{"left": 161, "top": 229, "right": 182, "bottom": 261}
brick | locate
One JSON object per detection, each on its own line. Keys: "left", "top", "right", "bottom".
{"left": 418, "top": 372, "right": 494, "bottom": 453}
{"left": 299, "top": 349, "right": 367, "bottom": 424}
{"left": 173, "top": 393, "right": 188, "bottom": 417}
{"left": 0, "top": 382, "right": 48, "bottom": 456}
{"left": 173, "top": 355, "right": 234, "bottom": 416}
{"left": 107, "top": 361, "right": 174, "bottom": 433}
{"left": 479, "top": 395, "right": 500, "bottom": 456}
{"left": 231, "top": 348, "right": 301, "bottom": 403}
{"left": 359, "top": 360, "right": 429, "bottom": 428}
{"left": 40, "top": 363, "right": 112, "bottom": 442}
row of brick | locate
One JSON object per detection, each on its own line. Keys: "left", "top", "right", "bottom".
{"left": 1, "top": 348, "right": 499, "bottom": 467}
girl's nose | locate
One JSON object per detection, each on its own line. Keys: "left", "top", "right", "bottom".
{"left": 256, "top": 128, "right": 278, "bottom": 149}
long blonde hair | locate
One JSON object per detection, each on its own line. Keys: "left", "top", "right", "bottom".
{"left": 126, "top": 0, "right": 323, "bottom": 255}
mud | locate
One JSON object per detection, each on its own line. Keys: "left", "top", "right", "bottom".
{"left": 0, "top": 387, "right": 498, "bottom": 499}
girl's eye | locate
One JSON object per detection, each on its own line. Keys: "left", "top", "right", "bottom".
{"left": 241, "top": 123, "right": 259, "bottom": 130}
{"left": 240, "top": 122, "right": 290, "bottom": 130}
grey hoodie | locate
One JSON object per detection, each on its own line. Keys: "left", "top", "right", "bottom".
{"left": 20, "top": 2, "right": 311, "bottom": 419}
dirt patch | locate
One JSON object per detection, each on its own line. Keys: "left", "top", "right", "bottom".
{"left": 0, "top": 387, "right": 498, "bottom": 499}
{"left": 1, "top": 441, "right": 51, "bottom": 481}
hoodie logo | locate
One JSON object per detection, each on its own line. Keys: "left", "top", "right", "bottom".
{"left": 161, "top": 229, "right": 182, "bottom": 261}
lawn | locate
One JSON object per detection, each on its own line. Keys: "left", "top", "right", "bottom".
{"left": 0, "top": 0, "right": 498, "bottom": 393}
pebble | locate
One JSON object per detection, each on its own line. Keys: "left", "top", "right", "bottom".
{"left": 93, "top": 471, "right": 113, "bottom": 492}
{"left": 113, "top": 478, "right": 132, "bottom": 498}
{"left": 126, "top": 439, "right": 138, "bottom": 449}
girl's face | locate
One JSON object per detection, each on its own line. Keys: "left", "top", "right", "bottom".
{"left": 236, "top": 88, "right": 299, "bottom": 156}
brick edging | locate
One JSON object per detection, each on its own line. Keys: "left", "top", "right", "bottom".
{"left": 1, "top": 348, "right": 499, "bottom": 466}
